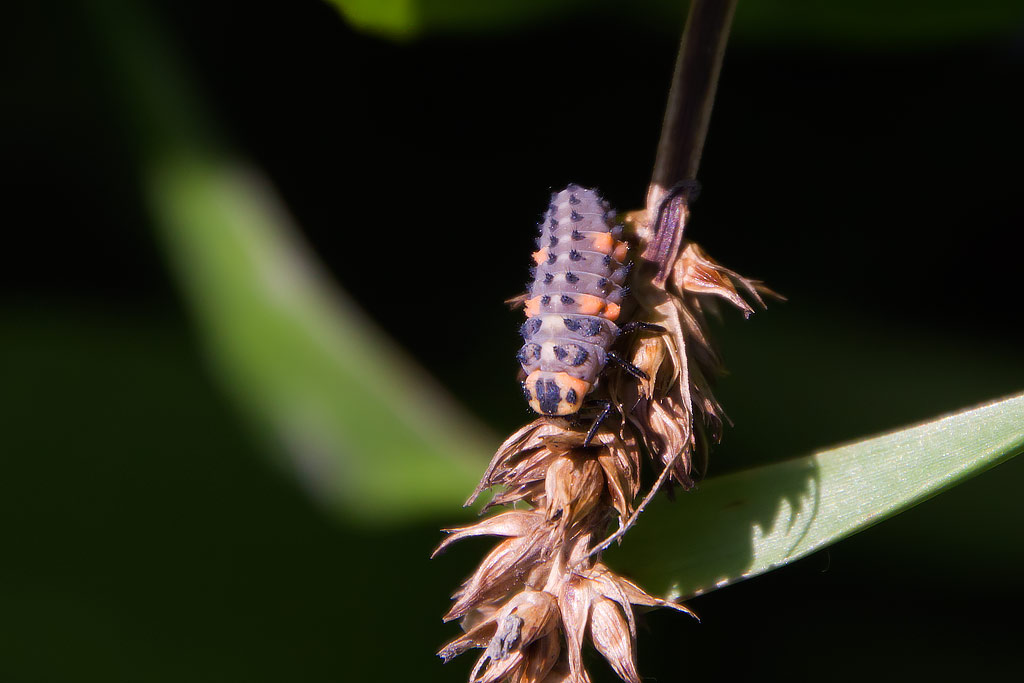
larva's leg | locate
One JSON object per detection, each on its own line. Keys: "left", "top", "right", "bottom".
{"left": 606, "top": 351, "right": 649, "bottom": 381}
{"left": 583, "top": 399, "right": 614, "bottom": 447}
{"left": 619, "top": 321, "right": 665, "bottom": 335}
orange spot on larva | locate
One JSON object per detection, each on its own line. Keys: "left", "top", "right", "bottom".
{"left": 532, "top": 248, "right": 548, "bottom": 265}
{"left": 553, "top": 372, "right": 591, "bottom": 403}
{"left": 576, "top": 294, "right": 605, "bottom": 315}
{"left": 524, "top": 297, "right": 541, "bottom": 317}
{"left": 590, "top": 232, "right": 614, "bottom": 254}
{"left": 612, "top": 241, "right": 628, "bottom": 262}
{"left": 602, "top": 302, "right": 621, "bottom": 321}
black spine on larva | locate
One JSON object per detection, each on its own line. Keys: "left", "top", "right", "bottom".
{"left": 518, "top": 186, "right": 628, "bottom": 396}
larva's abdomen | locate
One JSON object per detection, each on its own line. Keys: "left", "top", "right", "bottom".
{"left": 517, "top": 185, "right": 628, "bottom": 416}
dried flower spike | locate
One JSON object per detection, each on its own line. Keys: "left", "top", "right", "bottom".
{"left": 436, "top": 178, "right": 772, "bottom": 683}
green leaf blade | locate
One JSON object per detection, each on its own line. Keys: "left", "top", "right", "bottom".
{"left": 609, "top": 392, "right": 1024, "bottom": 599}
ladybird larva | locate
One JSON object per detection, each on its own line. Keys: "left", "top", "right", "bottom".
{"left": 518, "top": 184, "right": 629, "bottom": 416}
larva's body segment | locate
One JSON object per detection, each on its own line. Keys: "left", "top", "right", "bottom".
{"left": 518, "top": 185, "right": 629, "bottom": 416}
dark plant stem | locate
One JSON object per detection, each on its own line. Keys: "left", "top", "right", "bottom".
{"left": 647, "top": 0, "right": 738, "bottom": 216}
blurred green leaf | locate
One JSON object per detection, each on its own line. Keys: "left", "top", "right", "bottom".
{"left": 88, "top": 1, "right": 490, "bottom": 526}
{"left": 326, "top": 0, "right": 588, "bottom": 39}
{"left": 328, "top": 0, "right": 1024, "bottom": 46}
{"left": 327, "top": 0, "right": 417, "bottom": 39}
{"left": 609, "top": 392, "right": 1024, "bottom": 599}
{"left": 147, "top": 156, "right": 490, "bottom": 525}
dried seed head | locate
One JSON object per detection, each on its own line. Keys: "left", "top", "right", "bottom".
{"left": 433, "top": 511, "right": 543, "bottom": 559}
{"left": 611, "top": 335, "right": 698, "bottom": 488}
{"left": 469, "top": 417, "right": 643, "bottom": 524}
{"left": 589, "top": 598, "right": 640, "bottom": 683}
{"left": 556, "top": 574, "right": 594, "bottom": 683}
{"left": 440, "top": 590, "right": 562, "bottom": 683}
{"left": 516, "top": 632, "right": 561, "bottom": 683}
{"left": 544, "top": 454, "right": 604, "bottom": 531}
{"left": 638, "top": 391, "right": 697, "bottom": 485}
{"left": 502, "top": 590, "right": 560, "bottom": 647}
{"left": 468, "top": 418, "right": 575, "bottom": 508}
{"left": 441, "top": 513, "right": 555, "bottom": 622}
{"left": 671, "top": 241, "right": 769, "bottom": 317}
{"left": 441, "top": 190, "right": 768, "bottom": 683}
{"left": 629, "top": 334, "right": 672, "bottom": 398}
{"left": 596, "top": 450, "right": 634, "bottom": 522}
{"left": 611, "top": 205, "right": 771, "bottom": 490}
{"left": 582, "top": 562, "right": 697, "bottom": 621}
{"left": 551, "top": 562, "right": 696, "bottom": 683}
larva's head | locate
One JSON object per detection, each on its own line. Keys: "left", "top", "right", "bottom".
{"left": 523, "top": 371, "right": 590, "bottom": 416}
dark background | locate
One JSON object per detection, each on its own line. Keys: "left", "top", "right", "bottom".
{"left": 3, "top": 1, "right": 1023, "bottom": 681}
